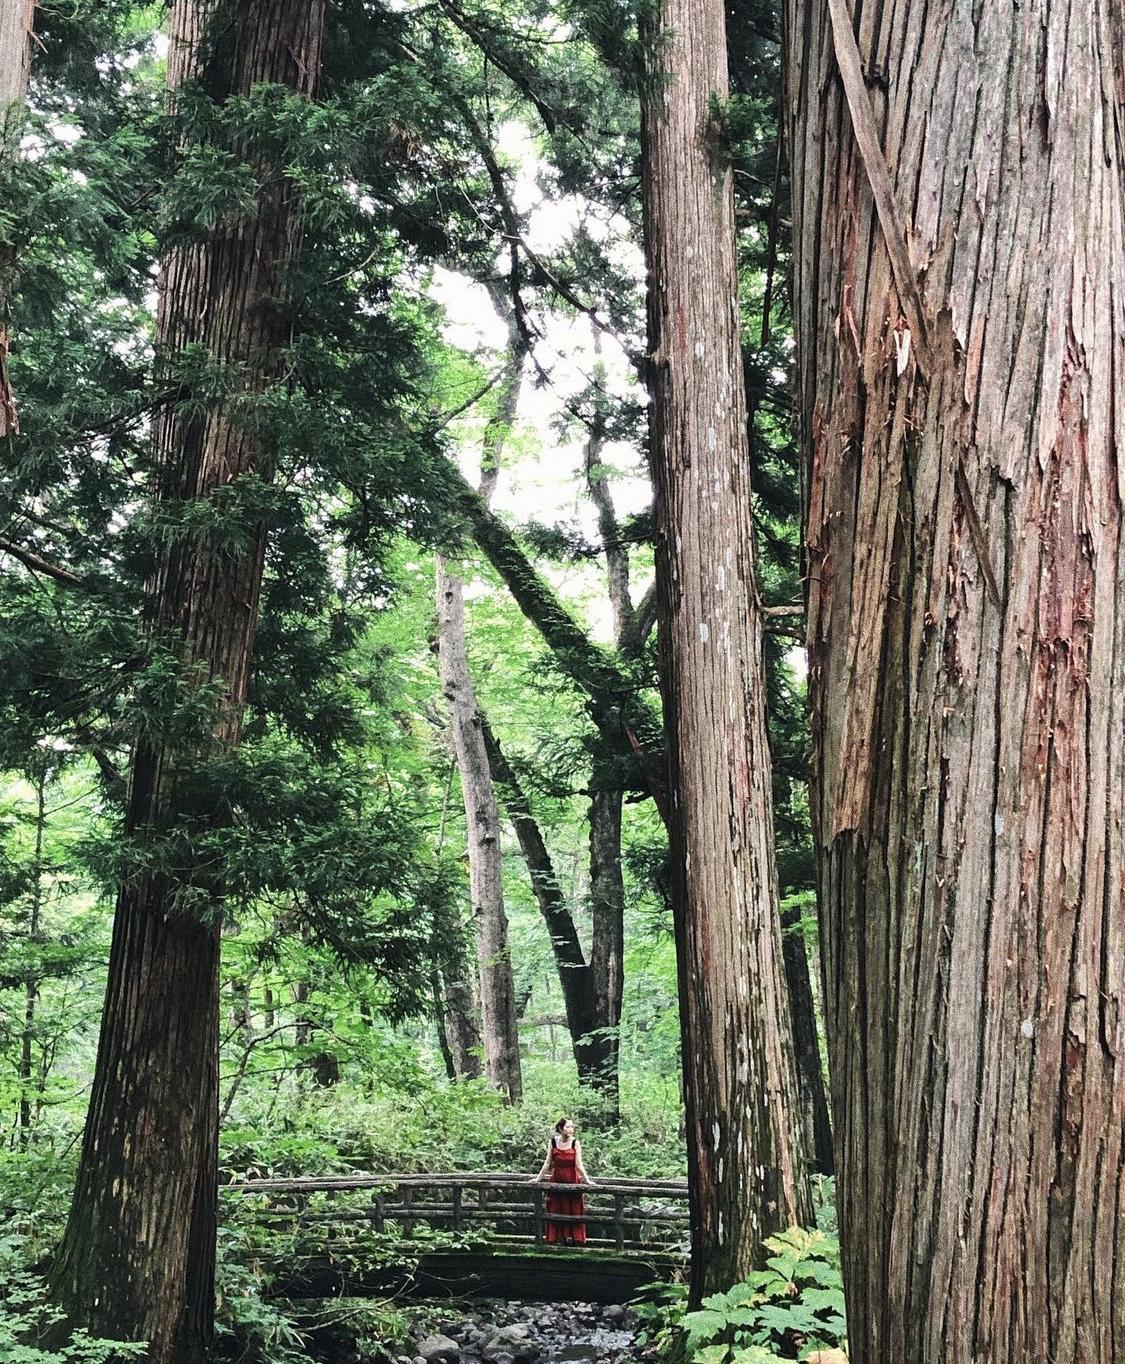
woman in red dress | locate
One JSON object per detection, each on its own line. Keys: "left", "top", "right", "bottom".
{"left": 532, "top": 1116, "right": 596, "bottom": 1244}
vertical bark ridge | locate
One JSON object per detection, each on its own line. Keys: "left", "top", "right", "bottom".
{"left": 786, "top": 0, "right": 1125, "bottom": 1356}
{"left": 48, "top": 5, "right": 326, "bottom": 1360}
{"left": 642, "top": 0, "right": 814, "bottom": 1298}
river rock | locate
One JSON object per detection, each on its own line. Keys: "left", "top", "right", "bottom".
{"left": 482, "top": 1325, "right": 538, "bottom": 1363}
{"left": 418, "top": 1335, "right": 461, "bottom": 1364}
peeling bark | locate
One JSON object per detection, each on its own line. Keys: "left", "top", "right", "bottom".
{"left": 641, "top": 0, "right": 814, "bottom": 1297}
{"left": 786, "top": 0, "right": 1125, "bottom": 1357}
{"left": 48, "top": 4, "right": 326, "bottom": 1360}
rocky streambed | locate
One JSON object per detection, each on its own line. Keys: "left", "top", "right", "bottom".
{"left": 403, "top": 1300, "right": 644, "bottom": 1364}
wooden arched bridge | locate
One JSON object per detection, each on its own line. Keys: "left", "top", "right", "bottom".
{"left": 223, "top": 1171, "right": 690, "bottom": 1303}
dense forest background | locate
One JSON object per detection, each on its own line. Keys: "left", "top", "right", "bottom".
{"left": 0, "top": 0, "right": 823, "bottom": 1356}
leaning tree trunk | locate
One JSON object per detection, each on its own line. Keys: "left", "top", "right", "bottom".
{"left": 641, "top": 0, "right": 814, "bottom": 1299}
{"left": 48, "top": 4, "right": 325, "bottom": 1361}
{"left": 0, "top": 0, "right": 34, "bottom": 437}
{"left": 785, "top": 0, "right": 1125, "bottom": 1358}
{"left": 436, "top": 562, "right": 522, "bottom": 1103}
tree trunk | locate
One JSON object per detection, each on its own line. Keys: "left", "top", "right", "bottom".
{"left": 785, "top": 0, "right": 1125, "bottom": 1358}
{"left": 0, "top": 0, "right": 34, "bottom": 437}
{"left": 17, "top": 766, "right": 46, "bottom": 1146}
{"left": 436, "top": 562, "right": 522, "bottom": 1103}
{"left": 641, "top": 0, "right": 814, "bottom": 1297}
{"left": 48, "top": 4, "right": 325, "bottom": 1360}
{"left": 780, "top": 905, "right": 833, "bottom": 1176}
{"left": 587, "top": 788, "right": 624, "bottom": 1120}
{"left": 481, "top": 715, "right": 602, "bottom": 1084}
{"left": 431, "top": 929, "right": 484, "bottom": 1081}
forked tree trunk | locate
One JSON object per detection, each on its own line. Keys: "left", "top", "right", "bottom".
{"left": 48, "top": 4, "right": 325, "bottom": 1360}
{"left": 641, "top": 0, "right": 814, "bottom": 1298}
{"left": 786, "top": 0, "right": 1125, "bottom": 1358}
{"left": 0, "top": 0, "right": 34, "bottom": 437}
{"left": 436, "top": 562, "right": 522, "bottom": 1103}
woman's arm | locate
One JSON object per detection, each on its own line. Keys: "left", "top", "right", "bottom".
{"left": 531, "top": 1141, "right": 553, "bottom": 1182}
{"left": 575, "top": 1140, "right": 596, "bottom": 1186}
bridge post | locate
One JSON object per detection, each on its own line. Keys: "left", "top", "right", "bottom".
{"left": 452, "top": 1183, "right": 462, "bottom": 1233}
{"left": 613, "top": 1193, "right": 625, "bottom": 1251}
{"left": 533, "top": 1186, "right": 543, "bottom": 1244}
{"left": 373, "top": 1193, "right": 385, "bottom": 1232}
{"left": 402, "top": 1184, "right": 415, "bottom": 1237}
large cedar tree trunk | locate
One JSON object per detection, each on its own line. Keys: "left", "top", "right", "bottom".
{"left": 0, "top": 0, "right": 34, "bottom": 437}
{"left": 48, "top": 5, "right": 325, "bottom": 1360}
{"left": 436, "top": 563, "right": 522, "bottom": 1102}
{"left": 786, "top": 0, "right": 1125, "bottom": 1358}
{"left": 641, "top": 0, "right": 814, "bottom": 1297}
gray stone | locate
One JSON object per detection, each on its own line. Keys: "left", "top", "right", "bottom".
{"left": 418, "top": 1336, "right": 461, "bottom": 1364}
{"left": 482, "top": 1326, "right": 538, "bottom": 1364}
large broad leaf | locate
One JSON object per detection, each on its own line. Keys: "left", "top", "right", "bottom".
{"left": 682, "top": 1309, "right": 730, "bottom": 1346}
{"left": 730, "top": 1347, "right": 786, "bottom": 1364}
{"left": 752, "top": 1304, "right": 824, "bottom": 1337}
{"left": 800, "top": 1287, "right": 847, "bottom": 1315}
{"left": 692, "top": 1344, "right": 731, "bottom": 1364}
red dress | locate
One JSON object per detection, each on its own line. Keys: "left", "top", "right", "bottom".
{"left": 544, "top": 1141, "right": 586, "bottom": 1244}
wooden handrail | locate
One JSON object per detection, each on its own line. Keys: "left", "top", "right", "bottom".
{"left": 222, "top": 1170, "right": 690, "bottom": 1253}
{"left": 222, "top": 1171, "right": 689, "bottom": 1198}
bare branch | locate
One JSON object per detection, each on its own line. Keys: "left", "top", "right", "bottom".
{"left": 0, "top": 537, "right": 87, "bottom": 588}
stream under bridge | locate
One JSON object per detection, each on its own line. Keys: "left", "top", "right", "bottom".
{"left": 222, "top": 1171, "right": 690, "bottom": 1304}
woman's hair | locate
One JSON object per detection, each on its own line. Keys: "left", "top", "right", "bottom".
{"left": 553, "top": 1116, "right": 574, "bottom": 1136}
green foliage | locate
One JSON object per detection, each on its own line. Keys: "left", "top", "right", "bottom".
{"left": 634, "top": 1230, "right": 847, "bottom": 1364}
{"left": 0, "top": 1237, "right": 145, "bottom": 1364}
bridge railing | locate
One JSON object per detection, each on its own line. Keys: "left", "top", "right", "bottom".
{"left": 222, "top": 1171, "right": 690, "bottom": 1254}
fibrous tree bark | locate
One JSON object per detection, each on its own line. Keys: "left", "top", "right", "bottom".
{"left": 780, "top": 904, "right": 834, "bottom": 1176}
{"left": 0, "top": 0, "right": 34, "bottom": 437}
{"left": 48, "top": 4, "right": 326, "bottom": 1360}
{"left": 786, "top": 0, "right": 1125, "bottom": 1358}
{"left": 641, "top": 0, "right": 814, "bottom": 1298}
{"left": 436, "top": 563, "right": 522, "bottom": 1103}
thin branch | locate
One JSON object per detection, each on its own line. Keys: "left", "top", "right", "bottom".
{"left": 220, "top": 1024, "right": 290, "bottom": 1125}
{"left": 432, "top": 369, "right": 505, "bottom": 432}
{"left": 0, "top": 537, "right": 87, "bottom": 587}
